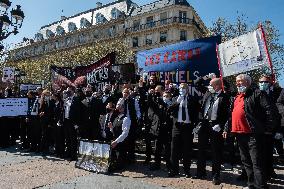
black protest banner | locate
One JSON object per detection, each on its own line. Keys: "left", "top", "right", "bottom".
{"left": 50, "top": 66, "right": 76, "bottom": 91}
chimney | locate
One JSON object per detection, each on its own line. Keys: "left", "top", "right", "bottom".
{"left": 61, "top": 16, "right": 67, "bottom": 20}
{"left": 96, "top": 2, "right": 102, "bottom": 8}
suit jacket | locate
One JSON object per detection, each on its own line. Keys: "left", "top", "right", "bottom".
{"left": 168, "top": 94, "right": 200, "bottom": 126}
{"left": 99, "top": 111, "right": 118, "bottom": 141}
{"left": 69, "top": 96, "right": 85, "bottom": 126}
{"left": 200, "top": 90, "right": 230, "bottom": 130}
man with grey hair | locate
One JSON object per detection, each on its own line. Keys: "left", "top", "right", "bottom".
{"left": 223, "top": 73, "right": 278, "bottom": 189}
{"left": 196, "top": 78, "right": 230, "bottom": 185}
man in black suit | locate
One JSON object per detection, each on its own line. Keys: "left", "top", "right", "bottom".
{"left": 196, "top": 78, "right": 230, "bottom": 185}
{"left": 258, "top": 75, "right": 282, "bottom": 181}
{"left": 168, "top": 83, "right": 200, "bottom": 178}
{"left": 117, "top": 87, "right": 141, "bottom": 162}
{"left": 100, "top": 101, "right": 117, "bottom": 142}
{"left": 64, "top": 87, "right": 84, "bottom": 160}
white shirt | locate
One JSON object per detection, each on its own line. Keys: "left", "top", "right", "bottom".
{"left": 31, "top": 96, "right": 40, "bottom": 116}
{"left": 102, "top": 94, "right": 109, "bottom": 103}
{"left": 64, "top": 96, "right": 73, "bottom": 119}
{"left": 101, "top": 112, "right": 113, "bottom": 138}
{"left": 117, "top": 97, "right": 141, "bottom": 120}
{"left": 177, "top": 95, "right": 190, "bottom": 124}
{"left": 203, "top": 90, "right": 221, "bottom": 120}
{"left": 114, "top": 114, "right": 131, "bottom": 143}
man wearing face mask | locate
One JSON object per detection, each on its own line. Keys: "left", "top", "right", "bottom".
{"left": 88, "top": 89, "right": 104, "bottom": 140}
{"left": 100, "top": 102, "right": 117, "bottom": 142}
{"left": 150, "top": 90, "right": 173, "bottom": 171}
{"left": 30, "top": 87, "right": 43, "bottom": 152}
{"left": 38, "top": 90, "right": 54, "bottom": 154}
{"left": 145, "top": 85, "right": 165, "bottom": 166}
{"left": 80, "top": 87, "right": 94, "bottom": 139}
{"left": 223, "top": 74, "right": 278, "bottom": 189}
{"left": 117, "top": 87, "right": 141, "bottom": 162}
{"left": 195, "top": 78, "right": 230, "bottom": 185}
{"left": 258, "top": 75, "right": 282, "bottom": 181}
{"left": 168, "top": 83, "right": 200, "bottom": 178}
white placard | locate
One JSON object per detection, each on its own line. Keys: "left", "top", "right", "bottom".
{"left": 19, "top": 84, "right": 42, "bottom": 96}
{"left": 219, "top": 28, "right": 268, "bottom": 77}
{"left": 2, "top": 67, "right": 15, "bottom": 83}
{"left": 0, "top": 98, "right": 28, "bottom": 117}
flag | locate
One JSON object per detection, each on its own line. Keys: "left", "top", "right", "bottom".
{"left": 218, "top": 28, "right": 268, "bottom": 77}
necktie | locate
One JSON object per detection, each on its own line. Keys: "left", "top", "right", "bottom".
{"left": 182, "top": 96, "right": 186, "bottom": 121}
{"left": 206, "top": 94, "right": 215, "bottom": 120}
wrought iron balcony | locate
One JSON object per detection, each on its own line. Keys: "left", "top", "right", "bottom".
{"left": 125, "top": 17, "right": 202, "bottom": 33}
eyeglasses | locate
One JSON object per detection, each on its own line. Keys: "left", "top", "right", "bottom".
{"left": 259, "top": 81, "right": 269, "bottom": 83}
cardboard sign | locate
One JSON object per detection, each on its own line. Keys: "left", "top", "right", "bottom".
{"left": 2, "top": 67, "right": 15, "bottom": 83}
{"left": 76, "top": 140, "right": 111, "bottom": 173}
{"left": 0, "top": 98, "right": 28, "bottom": 117}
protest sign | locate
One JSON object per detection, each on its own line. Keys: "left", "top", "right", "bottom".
{"left": 137, "top": 36, "right": 220, "bottom": 76}
{"left": 76, "top": 140, "right": 111, "bottom": 173}
{"left": 218, "top": 28, "right": 269, "bottom": 77}
{"left": 19, "top": 84, "right": 42, "bottom": 96}
{"left": 51, "top": 52, "right": 135, "bottom": 91}
{"left": 2, "top": 67, "right": 15, "bottom": 83}
{"left": 0, "top": 98, "right": 28, "bottom": 117}
{"left": 137, "top": 36, "right": 221, "bottom": 96}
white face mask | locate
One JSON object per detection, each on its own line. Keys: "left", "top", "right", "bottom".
{"left": 237, "top": 85, "right": 247, "bottom": 93}
{"left": 208, "top": 86, "right": 216, "bottom": 94}
{"left": 179, "top": 88, "right": 187, "bottom": 96}
{"left": 259, "top": 82, "right": 270, "bottom": 91}
{"left": 163, "top": 97, "right": 171, "bottom": 103}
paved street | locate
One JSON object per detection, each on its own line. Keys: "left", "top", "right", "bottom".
{"left": 0, "top": 145, "right": 284, "bottom": 189}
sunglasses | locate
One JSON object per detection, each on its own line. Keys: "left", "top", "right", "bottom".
{"left": 259, "top": 81, "right": 269, "bottom": 83}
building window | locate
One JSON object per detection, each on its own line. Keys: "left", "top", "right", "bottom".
{"left": 68, "top": 22, "right": 77, "bottom": 32}
{"left": 160, "top": 12, "right": 167, "bottom": 25}
{"left": 111, "top": 8, "right": 117, "bottom": 19}
{"left": 180, "top": 30, "right": 187, "bottom": 41}
{"left": 109, "top": 25, "right": 116, "bottom": 36}
{"left": 146, "top": 34, "right": 152, "bottom": 45}
{"left": 160, "top": 31, "right": 167, "bottom": 42}
{"left": 132, "top": 37, "right": 138, "bottom": 47}
{"left": 146, "top": 16, "right": 155, "bottom": 28}
{"left": 133, "top": 20, "right": 140, "bottom": 31}
{"left": 80, "top": 17, "right": 91, "bottom": 28}
{"left": 96, "top": 13, "right": 105, "bottom": 24}
{"left": 179, "top": 11, "right": 187, "bottom": 23}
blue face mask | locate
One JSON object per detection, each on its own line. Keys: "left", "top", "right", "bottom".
{"left": 237, "top": 85, "right": 247, "bottom": 93}
{"left": 259, "top": 82, "right": 270, "bottom": 91}
{"left": 163, "top": 97, "right": 172, "bottom": 105}
{"left": 179, "top": 88, "right": 187, "bottom": 96}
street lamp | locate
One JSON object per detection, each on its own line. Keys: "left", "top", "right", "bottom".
{"left": 0, "top": 0, "right": 24, "bottom": 50}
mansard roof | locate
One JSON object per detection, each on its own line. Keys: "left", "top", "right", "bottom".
{"left": 130, "top": 0, "right": 190, "bottom": 16}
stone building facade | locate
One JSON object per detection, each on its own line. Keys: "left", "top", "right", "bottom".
{"left": 8, "top": 0, "right": 208, "bottom": 62}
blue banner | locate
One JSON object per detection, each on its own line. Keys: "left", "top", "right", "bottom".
{"left": 137, "top": 36, "right": 221, "bottom": 84}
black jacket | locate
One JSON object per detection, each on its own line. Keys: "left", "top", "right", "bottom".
{"left": 200, "top": 90, "right": 230, "bottom": 130}
{"left": 225, "top": 87, "right": 279, "bottom": 134}
{"left": 277, "top": 89, "right": 284, "bottom": 131}
{"left": 168, "top": 94, "right": 200, "bottom": 126}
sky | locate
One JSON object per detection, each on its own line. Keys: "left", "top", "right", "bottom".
{"left": 2, "top": 0, "right": 284, "bottom": 86}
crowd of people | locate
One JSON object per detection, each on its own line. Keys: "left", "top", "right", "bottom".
{"left": 0, "top": 73, "right": 284, "bottom": 189}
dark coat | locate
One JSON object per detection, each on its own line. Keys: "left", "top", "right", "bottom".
{"left": 225, "top": 87, "right": 279, "bottom": 134}
{"left": 168, "top": 94, "right": 200, "bottom": 126}
{"left": 146, "top": 94, "right": 166, "bottom": 136}
{"left": 200, "top": 90, "right": 230, "bottom": 130}
{"left": 277, "top": 89, "right": 284, "bottom": 132}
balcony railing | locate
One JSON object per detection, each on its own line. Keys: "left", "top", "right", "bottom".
{"left": 125, "top": 17, "right": 201, "bottom": 33}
